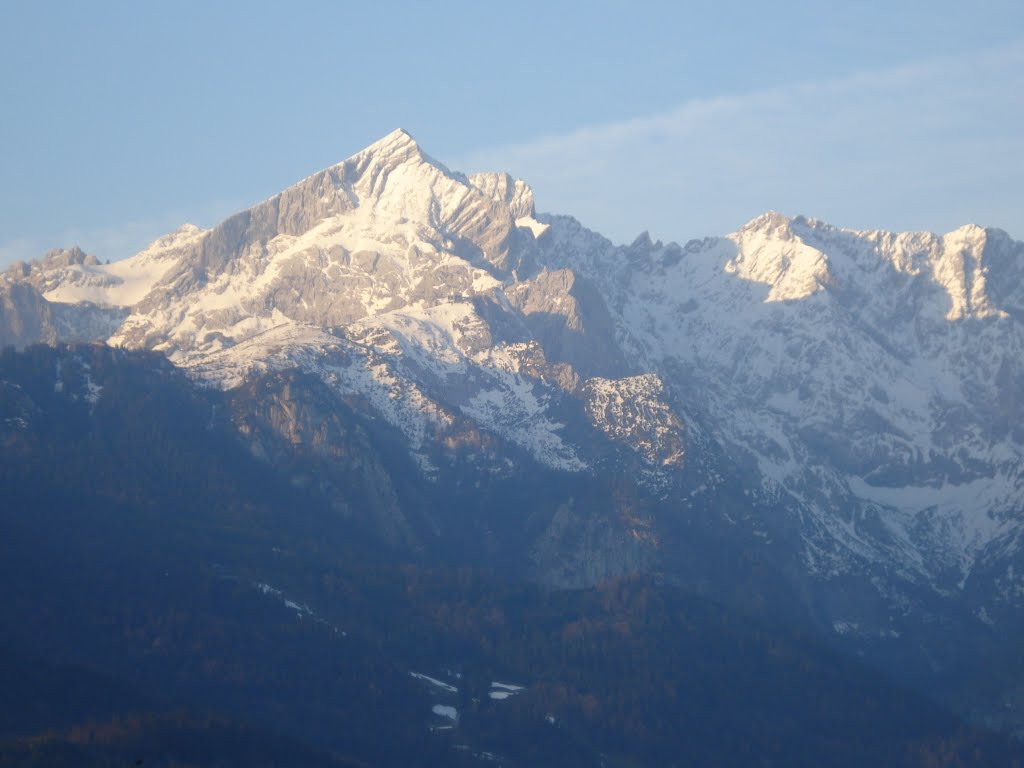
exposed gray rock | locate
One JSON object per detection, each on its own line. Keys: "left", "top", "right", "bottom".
{"left": 0, "top": 282, "right": 59, "bottom": 349}
{"left": 506, "top": 268, "right": 628, "bottom": 378}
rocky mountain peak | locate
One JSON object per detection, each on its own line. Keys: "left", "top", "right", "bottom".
{"left": 739, "top": 211, "right": 797, "bottom": 238}
{"left": 354, "top": 127, "right": 421, "bottom": 159}
{"left": 630, "top": 231, "right": 655, "bottom": 250}
{"left": 467, "top": 172, "right": 536, "bottom": 221}
{"left": 929, "top": 224, "right": 1002, "bottom": 320}
{"left": 338, "top": 127, "right": 466, "bottom": 208}
{"left": 726, "top": 214, "right": 834, "bottom": 302}
{"left": 948, "top": 222, "right": 988, "bottom": 241}
{"left": 47, "top": 246, "right": 99, "bottom": 267}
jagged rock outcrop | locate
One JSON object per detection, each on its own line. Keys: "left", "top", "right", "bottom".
{"left": 506, "top": 268, "right": 627, "bottom": 378}
{"left": 0, "top": 282, "right": 59, "bottom": 349}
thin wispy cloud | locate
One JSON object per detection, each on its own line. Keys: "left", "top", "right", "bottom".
{"left": 457, "top": 43, "right": 1024, "bottom": 244}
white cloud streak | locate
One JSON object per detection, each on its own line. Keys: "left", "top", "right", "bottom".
{"left": 456, "top": 43, "right": 1024, "bottom": 244}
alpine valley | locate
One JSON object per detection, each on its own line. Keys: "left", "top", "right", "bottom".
{"left": 3, "top": 129, "right": 1024, "bottom": 766}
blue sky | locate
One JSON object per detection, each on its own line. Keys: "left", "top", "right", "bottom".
{"left": 1, "top": 0, "right": 1022, "bottom": 265}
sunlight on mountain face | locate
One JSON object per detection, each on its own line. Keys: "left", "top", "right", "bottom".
{"left": 4, "top": 129, "right": 1024, "bottom": 763}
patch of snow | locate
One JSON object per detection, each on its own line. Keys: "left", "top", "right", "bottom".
{"left": 431, "top": 704, "right": 458, "bottom": 722}
{"left": 410, "top": 672, "right": 458, "bottom": 693}
{"left": 488, "top": 681, "right": 525, "bottom": 700}
{"left": 43, "top": 224, "right": 203, "bottom": 307}
{"left": 833, "top": 620, "right": 860, "bottom": 635}
{"left": 490, "top": 682, "right": 525, "bottom": 691}
{"left": 256, "top": 583, "right": 313, "bottom": 618}
{"left": 83, "top": 372, "right": 102, "bottom": 405}
{"left": 253, "top": 581, "right": 346, "bottom": 636}
{"left": 516, "top": 215, "right": 550, "bottom": 239}
{"left": 462, "top": 363, "right": 586, "bottom": 473}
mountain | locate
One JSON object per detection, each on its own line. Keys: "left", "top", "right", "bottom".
{"left": 4, "top": 128, "right": 1024, "bottom": 733}
{"left": 1, "top": 343, "right": 1022, "bottom": 767}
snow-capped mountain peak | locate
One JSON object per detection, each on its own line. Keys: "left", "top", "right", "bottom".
{"left": 8, "top": 130, "right": 1024, "bottom": 624}
{"left": 727, "top": 214, "right": 834, "bottom": 301}
{"left": 12, "top": 131, "right": 547, "bottom": 360}
{"left": 738, "top": 210, "right": 799, "bottom": 236}
{"left": 355, "top": 126, "right": 421, "bottom": 158}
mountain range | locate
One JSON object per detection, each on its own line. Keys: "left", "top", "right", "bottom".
{"left": 4, "top": 128, "right": 1024, "bottom": 751}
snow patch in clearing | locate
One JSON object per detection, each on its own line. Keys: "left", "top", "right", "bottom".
{"left": 490, "top": 681, "right": 524, "bottom": 691}
{"left": 432, "top": 705, "right": 458, "bottom": 721}
{"left": 410, "top": 672, "right": 458, "bottom": 693}
{"left": 488, "top": 681, "right": 525, "bottom": 700}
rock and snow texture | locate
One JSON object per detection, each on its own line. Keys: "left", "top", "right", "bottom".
{"left": 581, "top": 375, "right": 685, "bottom": 469}
{"left": 562, "top": 212, "right": 1024, "bottom": 588}
{"left": 8, "top": 128, "right": 1024, "bottom": 606}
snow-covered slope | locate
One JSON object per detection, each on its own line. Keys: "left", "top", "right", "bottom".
{"left": 8, "top": 129, "right": 680, "bottom": 477}
{"left": 563, "top": 213, "right": 1024, "bottom": 590}
{"left": 32, "top": 226, "right": 205, "bottom": 307}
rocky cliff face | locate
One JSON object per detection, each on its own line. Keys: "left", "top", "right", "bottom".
{"left": 0, "top": 282, "right": 59, "bottom": 349}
